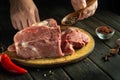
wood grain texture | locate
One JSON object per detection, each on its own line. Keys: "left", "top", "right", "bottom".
{"left": 74, "top": 12, "right": 120, "bottom": 80}
{"left": 63, "top": 58, "right": 112, "bottom": 80}
{"left": 28, "top": 67, "right": 71, "bottom": 80}
{"left": 0, "top": 65, "right": 33, "bottom": 80}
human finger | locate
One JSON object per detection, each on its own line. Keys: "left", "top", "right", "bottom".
{"left": 78, "top": 0, "right": 87, "bottom": 9}
{"left": 35, "top": 9, "right": 40, "bottom": 22}
{"left": 16, "top": 20, "right": 23, "bottom": 30}
{"left": 78, "top": 10, "right": 89, "bottom": 20}
{"left": 20, "top": 18, "right": 28, "bottom": 29}
{"left": 78, "top": 0, "right": 98, "bottom": 20}
{"left": 27, "top": 19, "right": 35, "bottom": 27}
{"left": 27, "top": 13, "right": 36, "bottom": 27}
{"left": 82, "top": 10, "right": 91, "bottom": 19}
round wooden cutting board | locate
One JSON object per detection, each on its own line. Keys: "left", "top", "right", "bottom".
{"left": 4, "top": 26, "right": 95, "bottom": 67}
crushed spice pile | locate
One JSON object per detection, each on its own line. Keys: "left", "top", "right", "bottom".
{"left": 64, "top": 16, "right": 78, "bottom": 25}
{"left": 97, "top": 26, "right": 112, "bottom": 35}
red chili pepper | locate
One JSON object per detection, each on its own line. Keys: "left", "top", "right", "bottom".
{"left": 0, "top": 53, "right": 27, "bottom": 74}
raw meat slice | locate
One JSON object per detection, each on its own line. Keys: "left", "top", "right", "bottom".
{"left": 61, "top": 27, "right": 90, "bottom": 55}
{"left": 8, "top": 19, "right": 64, "bottom": 59}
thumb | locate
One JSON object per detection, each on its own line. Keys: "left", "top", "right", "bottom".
{"left": 71, "top": 0, "right": 87, "bottom": 11}
{"left": 79, "top": 0, "right": 87, "bottom": 9}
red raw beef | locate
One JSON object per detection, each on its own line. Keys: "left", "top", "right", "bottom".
{"left": 8, "top": 19, "right": 64, "bottom": 59}
{"left": 8, "top": 19, "right": 90, "bottom": 59}
{"left": 61, "top": 27, "right": 90, "bottom": 55}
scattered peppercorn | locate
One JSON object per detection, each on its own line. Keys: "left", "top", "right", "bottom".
{"left": 43, "top": 70, "right": 54, "bottom": 77}
{"left": 102, "top": 55, "right": 109, "bottom": 61}
{"left": 43, "top": 74, "right": 47, "bottom": 77}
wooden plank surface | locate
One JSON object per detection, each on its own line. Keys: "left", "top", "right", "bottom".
{"left": 0, "top": 66, "right": 33, "bottom": 80}
{"left": 74, "top": 10, "right": 120, "bottom": 80}
{"left": 63, "top": 58, "right": 112, "bottom": 80}
{"left": 0, "top": 1, "right": 120, "bottom": 80}
{"left": 28, "top": 67, "right": 71, "bottom": 80}
{"left": 94, "top": 10, "right": 120, "bottom": 32}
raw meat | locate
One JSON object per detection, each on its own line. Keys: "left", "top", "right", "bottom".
{"left": 8, "top": 19, "right": 90, "bottom": 59}
{"left": 8, "top": 19, "right": 64, "bottom": 59}
{"left": 61, "top": 27, "right": 90, "bottom": 55}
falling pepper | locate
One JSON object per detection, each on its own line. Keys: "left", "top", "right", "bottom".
{"left": 0, "top": 53, "right": 27, "bottom": 74}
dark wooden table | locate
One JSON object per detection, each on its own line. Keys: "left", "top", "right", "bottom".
{"left": 0, "top": 1, "right": 120, "bottom": 80}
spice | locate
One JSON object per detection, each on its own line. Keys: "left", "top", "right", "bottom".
{"left": 43, "top": 74, "right": 47, "bottom": 77}
{"left": 49, "top": 70, "right": 54, "bottom": 75}
{"left": 103, "top": 47, "right": 120, "bottom": 61}
{"left": 102, "top": 54, "right": 111, "bottom": 61}
{"left": 64, "top": 16, "right": 78, "bottom": 25}
{"left": 102, "top": 39, "right": 120, "bottom": 61}
{"left": 110, "top": 48, "right": 119, "bottom": 55}
{"left": 97, "top": 26, "right": 112, "bottom": 34}
{"left": 103, "top": 55, "right": 109, "bottom": 61}
{"left": 43, "top": 70, "right": 54, "bottom": 77}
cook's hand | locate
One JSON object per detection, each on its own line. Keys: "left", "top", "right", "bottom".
{"left": 10, "top": 0, "right": 40, "bottom": 30}
{"left": 71, "top": 0, "right": 98, "bottom": 20}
